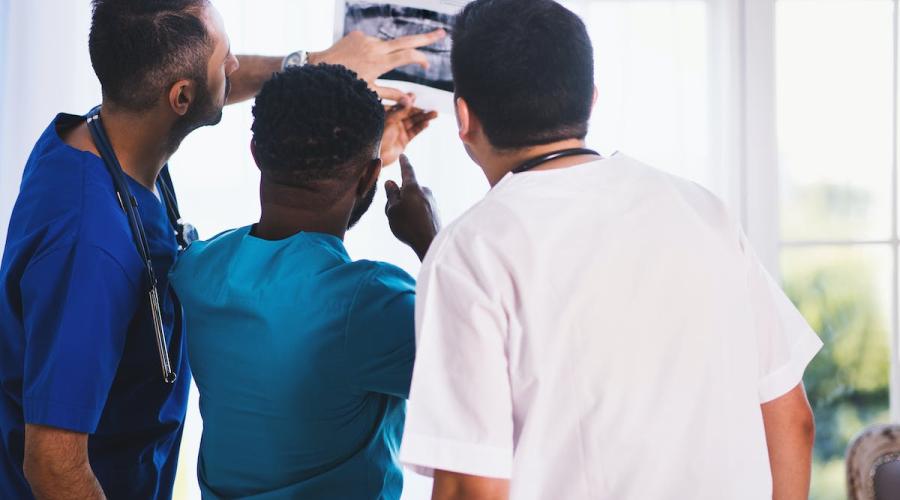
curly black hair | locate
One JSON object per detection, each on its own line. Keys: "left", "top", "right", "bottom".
{"left": 251, "top": 64, "right": 386, "bottom": 189}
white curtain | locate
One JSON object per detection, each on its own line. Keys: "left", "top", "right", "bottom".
{"left": 0, "top": 0, "right": 100, "bottom": 248}
{"left": 0, "top": 1, "right": 753, "bottom": 499}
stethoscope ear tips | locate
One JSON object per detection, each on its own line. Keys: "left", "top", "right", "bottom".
{"left": 164, "top": 372, "right": 178, "bottom": 384}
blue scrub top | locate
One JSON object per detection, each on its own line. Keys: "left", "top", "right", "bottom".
{"left": 170, "top": 226, "right": 416, "bottom": 500}
{"left": 0, "top": 113, "right": 191, "bottom": 499}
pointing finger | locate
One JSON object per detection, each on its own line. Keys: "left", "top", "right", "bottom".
{"left": 385, "top": 29, "right": 447, "bottom": 51}
{"left": 399, "top": 155, "right": 418, "bottom": 186}
{"left": 389, "top": 48, "right": 429, "bottom": 70}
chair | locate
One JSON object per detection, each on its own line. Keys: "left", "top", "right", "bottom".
{"left": 847, "top": 424, "right": 900, "bottom": 500}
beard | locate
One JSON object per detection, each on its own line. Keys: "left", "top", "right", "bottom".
{"left": 166, "top": 77, "right": 228, "bottom": 153}
{"left": 347, "top": 183, "right": 377, "bottom": 230}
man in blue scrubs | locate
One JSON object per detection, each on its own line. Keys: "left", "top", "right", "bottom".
{"left": 0, "top": 1, "right": 442, "bottom": 498}
{"left": 169, "top": 65, "right": 439, "bottom": 499}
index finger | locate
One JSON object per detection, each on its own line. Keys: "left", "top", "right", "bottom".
{"left": 385, "top": 29, "right": 447, "bottom": 51}
{"left": 399, "top": 155, "right": 418, "bottom": 185}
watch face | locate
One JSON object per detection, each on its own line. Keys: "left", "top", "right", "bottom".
{"left": 285, "top": 52, "right": 306, "bottom": 68}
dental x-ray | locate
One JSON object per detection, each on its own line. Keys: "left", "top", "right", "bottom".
{"left": 336, "top": 0, "right": 471, "bottom": 110}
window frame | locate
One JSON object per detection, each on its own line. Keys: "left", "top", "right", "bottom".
{"left": 761, "top": 0, "right": 900, "bottom": 421}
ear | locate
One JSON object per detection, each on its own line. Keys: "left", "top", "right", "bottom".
{"left": 168, "top": 79, "right": 196, "bottom": 117}
{"left": 456, "top": 97, "right": 476, "bottom": 144}
{"left": 356, "top": 158, "right": 383, "bottom": 197}
{"left": 592, "top": 85, "right": 599, "bottom": 111}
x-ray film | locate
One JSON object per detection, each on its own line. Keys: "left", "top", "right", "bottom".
{"left": 335, "top": 0, "right": 472, "bottom": 111}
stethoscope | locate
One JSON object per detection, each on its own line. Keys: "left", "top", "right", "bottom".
{"left": 512, "top": 148, "right": 602, "bottom": 174}
{"left": 85, "top": 106, "right": 196, "bottom": 384}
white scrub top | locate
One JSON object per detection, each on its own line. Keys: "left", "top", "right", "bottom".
{"left": 400, "top": 154, "right": 822, "bottom": 500}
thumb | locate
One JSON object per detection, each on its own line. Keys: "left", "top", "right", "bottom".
{"left": 385, "top": 180, "right": 401, "bottom": 208}
{"left": 374, "top": 85, "right": 411, "bottom": 106}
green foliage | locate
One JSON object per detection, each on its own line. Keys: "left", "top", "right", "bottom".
{"left": 782, "top": 249, "right": 890, "bottom": 498}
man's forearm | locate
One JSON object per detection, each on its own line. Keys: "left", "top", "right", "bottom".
{"left": 762, "top": 384, "right": 815, "bottom": 500}
{"left": 432, "top": 470, "right": 510, "bottom": 500}
{"left": 228, "top": 55, "right": 284, "bottom": 105}
{"left": 24, "top": 457, "right": 105, "bottom": 500}
{"left": 23, "top": 424, "right": 105, "bottom": 500}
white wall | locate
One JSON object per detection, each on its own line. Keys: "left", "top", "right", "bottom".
{"left": 0, "top": 1, "right": 100, "bottom": 245}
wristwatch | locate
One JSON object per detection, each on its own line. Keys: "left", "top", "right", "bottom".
{"left": 282, "top": 50, "right": 309, "bottom": 71}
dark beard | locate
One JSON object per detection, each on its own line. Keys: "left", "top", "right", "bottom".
{"left": 166, "top": 78, "right": 227, "bottom": 153}
{"left": 348, "top": 183, "right": 377, "bottom": 230}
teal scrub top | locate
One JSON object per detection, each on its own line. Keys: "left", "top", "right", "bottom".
{"left": 170, "top": 226, "right": 416, "bottom": 499}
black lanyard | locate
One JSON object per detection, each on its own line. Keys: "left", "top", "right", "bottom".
{"left": 512, "top": 148, "right": 602, "bottom": 174}
{"left": 85, "top": 106, "right": 184, "bottom": 384}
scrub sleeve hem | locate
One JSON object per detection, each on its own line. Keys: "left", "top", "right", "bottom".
{"left": 23, "top": 397, "right": 100, "bottom": 433}
{"left": 400, "top": 432, "right": 513, "bottom": 479}
{"left": 758, "top": 331, "right": 824, "bottom": 404}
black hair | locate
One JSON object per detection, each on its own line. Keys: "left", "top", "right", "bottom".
{"left": 251, "top": 64, "right": 386, "bottom": 189}
{"left": 452, "top": 0, "right": 595, "bottom": 149}
{"left": 89, "top": 0, "right": 212, "bottom": 111}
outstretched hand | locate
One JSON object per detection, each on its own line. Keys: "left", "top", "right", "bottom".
{"left": 380, "top": 99, "right": 438, "bottom": 167}
{"left": 312, "top": 29, "right": 447, "bottom": 103}
{"left": 385, "top": 155, "right": 440, "bottom": 261}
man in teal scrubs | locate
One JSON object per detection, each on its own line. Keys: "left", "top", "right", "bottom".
{"left": 169, "top": 64, "right": 439, "bottom": 499}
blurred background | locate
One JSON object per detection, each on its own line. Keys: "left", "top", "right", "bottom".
{"left": 0, "top": 1, "right": 895, "bottom": 498}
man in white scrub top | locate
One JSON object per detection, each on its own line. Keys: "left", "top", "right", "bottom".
{"left": 399, "top": 1, "right": 822, "bottom": 499}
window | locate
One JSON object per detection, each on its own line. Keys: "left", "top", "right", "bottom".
{"left": 776, "top": 1, "right": 897, "bottom": 498}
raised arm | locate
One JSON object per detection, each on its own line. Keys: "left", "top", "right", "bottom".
{"left": 23, "top": 424, "right": 105, "bottom": 500}
{"left": 761, "top": 383, "right": 816, "bottom": 500}
{"left": 228, "top": 29, "right": 446, "bottom": 105}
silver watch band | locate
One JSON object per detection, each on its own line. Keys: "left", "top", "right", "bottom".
{"left": 282, "top": 50, "right": 309, "bottom": 71}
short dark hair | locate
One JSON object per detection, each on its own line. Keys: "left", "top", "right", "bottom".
{"left": 89, "top": 0, "right": 213, "bottom": 111}
{"left": 251, "top": 64, "right": 386, "bottom": 189}
{"left": 452, "top": 0, "right": 594, "bottom": 149}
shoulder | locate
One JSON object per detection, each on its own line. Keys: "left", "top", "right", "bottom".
{"left": 344, "top": 261, "right": 416, "bottom": 339}
{"left": 614, "top": 154, "right": 741, "bottom": 245}
{"left": 171, "top": 227, "right": 247, "bottom": 278}
{"left": 351, "top": 260, "right": 416, "bottom": 298}
{"left": 420, "top": 195, "right": 523, "bottom": 279}
{"left": 10, "top": 126, "right": 139, "bottom": 271}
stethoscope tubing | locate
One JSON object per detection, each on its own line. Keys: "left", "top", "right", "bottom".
{"left": 85, "top": 107, "right": 178, "bottom": 384}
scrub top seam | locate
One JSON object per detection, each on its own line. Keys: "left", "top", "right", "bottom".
{"left": 19, "top": 152, "right": 89, "bottom": 269}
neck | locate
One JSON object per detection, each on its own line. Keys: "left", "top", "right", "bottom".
{"left": 100, "top": 104, "right": 174, "bottom": 190}
{"left": 482, "top": 138, "right": 598, "bottom": 186}
{"left": 254, "top": 178, "right": 352, "bottom": 241}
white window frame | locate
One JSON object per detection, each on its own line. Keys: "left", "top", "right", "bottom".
{"left": 751, "top": 0, "right": 900, "bottom": 421}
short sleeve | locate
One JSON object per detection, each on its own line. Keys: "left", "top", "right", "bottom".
{"left": 345, "top": 265, "right": 417, "bottom": 399}
{"left": 19, "top": 244, "right": 138, "bottom": 433}
{"left": 400, "top": 231, "right": 514, "bottom": 479}
{"left": 742, "top": 233, "right": 823, "bottom": 403}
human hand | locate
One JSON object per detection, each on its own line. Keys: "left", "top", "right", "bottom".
{"left": 310, "top": 29, "right": 447, "bottom": 103}
{"left": 385, "top": 155, "right": 440, "bottom": 261}
{"left": 380, "top": 98, "right": 438, "bottom": 167}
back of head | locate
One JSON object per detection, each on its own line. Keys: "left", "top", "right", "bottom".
{"left": 89, "top": 0, "right": 212, "bottom": 112}
{"left": 452, "top": 0, "right": 595, "bottom": 150}
{"left": 251, "top": 64, "right": 386, "bottom": 194}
